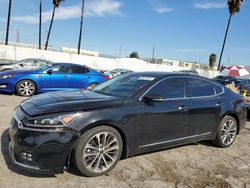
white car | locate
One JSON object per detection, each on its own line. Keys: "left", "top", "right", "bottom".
{"left": 104, "top": 68, "right": 133, "bottom": 79}
{"left": 0, "top": 58, "right": 53, "bottom": 72}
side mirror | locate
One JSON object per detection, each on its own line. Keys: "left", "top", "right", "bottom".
{"left": 19, "top": 63, "right": 23, "bottom": 67}
{"left": 47, "top": 69, "right": 53, "bottom": 75}
{"left": 142, "top": 93, "right": 165, "bottom": 102}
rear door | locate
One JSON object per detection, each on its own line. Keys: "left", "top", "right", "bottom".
{"left": 186, "top": 77, "right": 224, "bottom": 135}
{"left": 69, "top": 65, "right": 90, "bottom": 89}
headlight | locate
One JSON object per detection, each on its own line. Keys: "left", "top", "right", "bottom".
{"left": 0, "top": 74, "right": 16, "bottom": 79}
{"left": 23, "top": 113, "right": 82, "bottom": 128}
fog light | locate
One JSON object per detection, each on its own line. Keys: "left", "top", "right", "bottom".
{"left": 21, "top": 152, "right": 33, "bottom": 161}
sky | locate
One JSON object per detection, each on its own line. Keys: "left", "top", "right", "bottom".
{"left": 0, "top": 0, "right": 249, "bottom": 66}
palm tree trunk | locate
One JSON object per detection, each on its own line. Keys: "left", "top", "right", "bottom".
{"left": 217, "top": 14, "right": 232, "bottom": 71}
{"left": 78, "top": 0, "right": 85, "bottom": 54}
{"left": 45, "top": 5, "right": 56, "bottom": 50}
{"left": 39, "top": 0, "right": 42, "bottom": 50}
{"left": 5, "top": 0, "right": 12, "bottom": 45}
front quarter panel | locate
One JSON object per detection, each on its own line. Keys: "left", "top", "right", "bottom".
{"left": 68, "top": 99, "right": 137, "bottom": 156}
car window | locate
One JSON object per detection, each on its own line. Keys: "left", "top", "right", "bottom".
{"left": 38, "top": 61, "right": 49, "bottom": 66}
{"left": 214, "top": 85, "right": 223, "bottom": 94}
{"left": 187, "top": 78, "right": 216, "bottom": 97}
{"left": 147, "top": 77, "right": 185, "bottom": 99}
{"left": 23, "top": 60, "right": 39, "bottom": 67}
{"left": 50, "top": 65, "right": 69, "bottom": 74}
{"left": 70, "top": 66, "right": 89, "bottom": 74}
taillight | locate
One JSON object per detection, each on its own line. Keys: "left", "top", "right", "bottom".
{"left": 103, "top": 75, "right": 110, "bottom": 80}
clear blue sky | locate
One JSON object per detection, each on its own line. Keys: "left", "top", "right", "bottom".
{"left": 0, "top": 0, "right": 249, "bottom": 66}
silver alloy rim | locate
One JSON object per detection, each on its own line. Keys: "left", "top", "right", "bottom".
{"left": 19, "top": 81, "right": 35, "bottom": 96}
{"left": 221, "top": 119, "right": 237, "bottom": 146}
{"left": 83, "top": 132, "right": 120, "bottom": 173}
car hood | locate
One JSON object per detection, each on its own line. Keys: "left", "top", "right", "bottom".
{"left": 0, "top": 69, "right": 39, "bottom": 75}
{"left": 20, "top": 90, "right": 124, "bottom": 116}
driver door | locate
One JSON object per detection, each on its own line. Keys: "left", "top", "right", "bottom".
{"left": 40, "top": 64, "right": 70, "bottom": 92}
{"left": 135, "top": 77, "right": 190, "bottom": 152}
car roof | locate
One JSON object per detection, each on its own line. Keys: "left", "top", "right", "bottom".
{"left": 127, "top": 71, "right": 208, "bottom": 80}
{"left": 52, "top": 63, "right": 86, "bottom": 67}
{"left": 19, "top": 58, "right": 54, "bottom": 62}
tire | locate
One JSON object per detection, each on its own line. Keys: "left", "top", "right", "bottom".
{"left": 86, "top": 83, "right": 98, "bottom": 90}
{"left": 73, "top": 126, "right": 123, "bottom": 177}
{"left": 212, "top": 115, "right": 238, "bottom": 148}
{"left": 16, "top": 80, "right": 37, "bottom": 97}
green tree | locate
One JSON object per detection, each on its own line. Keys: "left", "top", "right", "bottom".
{"left": 45, "top": 0, "right": 64, "bottom": 50}
{"left": 129, "top": 52, "right": 139, "bottom": 58}
{"left": 217, "top": 0, "right": 243, "bottom": 70}
{"left": 209, "top": 53, "right": 217, "bottom": 69}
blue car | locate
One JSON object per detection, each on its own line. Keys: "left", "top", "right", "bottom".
{"left": 0, "top": 63, "right": 109, "bottom": 96}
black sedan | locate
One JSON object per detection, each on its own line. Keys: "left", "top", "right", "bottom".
{"left": 213, "top": 75, "right": 241, "bottom": 86}
{"left": 9, "top": 72, "right": 247, "bottom": 177}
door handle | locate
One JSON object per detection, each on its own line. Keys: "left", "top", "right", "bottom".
{"left": 178, "top": 105, "right": 188, "bottom": 111}
{"left": 216, "top": 102, "right": 222, "bottom": 107}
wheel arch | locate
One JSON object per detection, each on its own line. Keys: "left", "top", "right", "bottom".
{"left": 80, "top": 122, "right": 129, "bottom": 160}
{"left": 15, "top": 79, "right": 39, "bottom": 94}
{"left": 222, "top": 112, "right": 240, "bottom": 134}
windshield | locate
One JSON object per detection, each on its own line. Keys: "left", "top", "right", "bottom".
{"left": 92, "top": 74, "right": 156, "bottom": 98}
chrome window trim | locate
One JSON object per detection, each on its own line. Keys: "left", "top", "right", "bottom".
{"left": 139, "top": 76, "right": 224, "bottom": 102}
{"left": 139, "top": 132, "right": 212, "bottom": 148}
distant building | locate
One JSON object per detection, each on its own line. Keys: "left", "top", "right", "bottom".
{"left": 60, "top": 47, "right": 99, "bottom": 57}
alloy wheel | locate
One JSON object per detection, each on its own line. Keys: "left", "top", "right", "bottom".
{"left": 18, "top": 81, "right": 35, "bottom": 96}
{"left": 220, "top": 119, "right": 237, "bottom": 146}
{"left": 83, "top": 132, "right": 120, "bottom": 173}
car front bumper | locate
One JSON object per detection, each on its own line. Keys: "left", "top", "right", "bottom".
{"left": 0, "top": 78, "right": 16, "bottom": 93}
{"left": 8, "top": 109, "right": 79, "bottom": 174}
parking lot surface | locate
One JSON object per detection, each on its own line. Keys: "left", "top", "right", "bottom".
{"left": 0, "top": 94, "right": 249, "bottom": 188}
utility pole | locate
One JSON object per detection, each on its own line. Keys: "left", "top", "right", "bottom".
{"left": 78, "top": 0, "right": 85, "bottom": 54}
{"left": 16, "top": 30, "right": 20, "bottom": 42}
{"left": 39, "top": 0, "right": 42, "bottom": 50}
{"left": 152, "top": 47, "right": 155, "bottom": 63}
{"left": 119, "top": 45, "right": 122, "bottom": 58}
{"left": 5, "top": 0, "right": 12, "bottom": 45}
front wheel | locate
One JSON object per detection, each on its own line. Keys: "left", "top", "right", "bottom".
{"left": 212, "top": 116, "right": 238, "bottom": 148}
{"left": 16, "top": 80, "right": 37, "bottom": 97}
{"left": 73, "top": 126, "right": 123, "bottom": 177}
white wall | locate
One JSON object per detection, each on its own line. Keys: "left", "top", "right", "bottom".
{"left": 0, "top": 44, "right": 219, "bottom": 78}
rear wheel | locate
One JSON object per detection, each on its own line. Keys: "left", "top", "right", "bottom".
{"left": 212, "top": 116, "right": 238, "bottom": 148}
{"left": 73, "top": 126, "right": 123, "bottom": 177}
{"left": 16, "top": 80, "right": 37, "bottom": 97}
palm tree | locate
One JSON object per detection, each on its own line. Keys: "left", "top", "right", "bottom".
{"left": 209, "top": 53, "right": 217, "bottom": 69}
{"left": 78, "top": 0, "right": 85, "bottom": 54}
{"left": 45, "top": 0, "right": 64, "bottom": 50}
{"left": 39, "top": 0, "right": 42, "bottom": 50}
{"left": 5, "top": 0, "right": 12, "bottom": 45}
{"left": 217, "top": 0, "right": 243, "bottom": 71}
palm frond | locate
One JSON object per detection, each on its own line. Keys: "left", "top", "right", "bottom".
{"left": 228, "top": 0, "right": 243, "bottom": 15}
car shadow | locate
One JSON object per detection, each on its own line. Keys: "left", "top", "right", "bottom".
{"left": 1, "top": 128, "right": 55, "bottom": 178}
